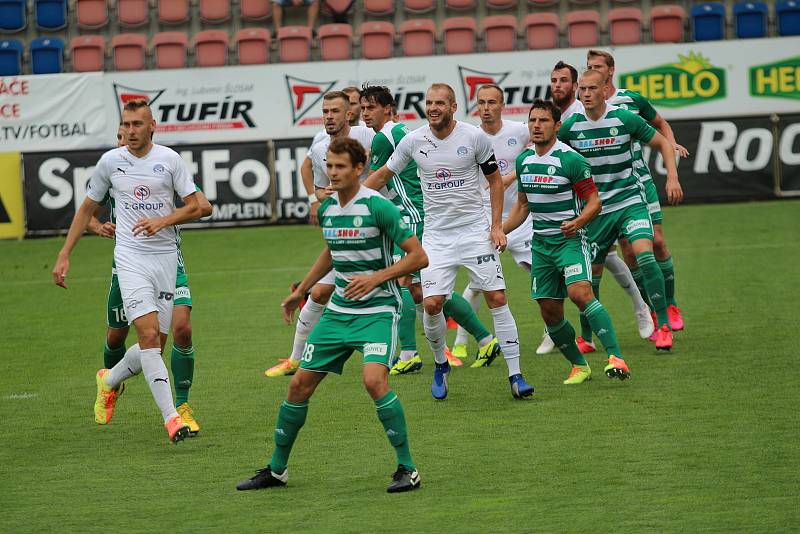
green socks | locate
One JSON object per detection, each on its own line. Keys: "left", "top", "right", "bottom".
{"left": 583, "top": 299, "right": 623, "bottom": 357}
{"left": 444, "top": 292, "right": 491, "bottom": 343}
{"left": 579, "top": 275, "right": 602, "bottom": 342}
{"left": 171, "top": 344, "right": 195, "bottom": 406}
{"left": 631, "top": 267, "right": 652, "bottom": 310}
{"left": 398, "top": 287, "right": 417, "bottom": 352}
{"left": 103, "top": 343, "right": 126, "bottom": 369}
{"left": 637, "top": 251, "right": 669, "bottom": 328}
{"left": 270, "top": 400, "right": 309, "bottom": 474}
{"left": 547, "top": 319, "right": 587, "bottom": 366}
{"left": 658, "top": 256, "right": 678, "bottom": 306}
{"left": 375, "top": 391, "right": 415, "bottom": 469}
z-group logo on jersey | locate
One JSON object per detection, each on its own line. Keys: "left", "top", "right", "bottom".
{"left": 113, "top": 83, "right": 257, "bottom": 133}
{"left": 457, "top": 66, "right": 552, "bottom": 117}
{"left": 430, "top": 168, "right": 465, "bottom": 190}
{"left": 285, "top": 75, "right": 337, "bottom": 126}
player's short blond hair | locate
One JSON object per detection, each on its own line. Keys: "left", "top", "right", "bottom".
{"left": 587, "top": 49, "right": 615, "bottom": 69}
{"left": 580, "top": 68, "right": 606, "bottom": 85}
{"left": 477, "top": 84, "right": 504, "bottom": 103}
{"left": 428, "top": 83, "right": 456, "bottom": 104}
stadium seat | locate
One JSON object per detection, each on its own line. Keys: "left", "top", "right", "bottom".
{"left": 565, "top": 10, "right": 600, "bottom": 47}
{"left": 691, "top": 3, "right": 726, "bottom": 41}
{"left": 777, "top": 1, "right": 800, "bottom": 36}
{"left": 482, "top": 15, "right": 517, "bottom": 52}
{"left": 117, "top": 0, "right": 149, "bottom": 27}
{"left": 322, "top": 0, "right": 353, "bottom": 19}
{"left": 240, "top": 0, "right": 271, "bottom": 20}
{"left": 318, "top": 23, "right": 352, "bottom": 61}
{"left": 364, "top": 0, "right": 394, "bottom": 16}
{"left": 194, "top": 29, "right": 228, "bottom": 67}
{"left": 111, "top": 33, "right": 147, "bottom": 70}
{"left": 734, "top": 2, "right": 768, "bottom": 38}
{"left": 235, "top": 27, "right": 270, "bottom": 64}
{"left": 522, "top": 12, "right": 559, "bottom": 49}
{"left": 608, "top": 7, "right": 642, "bottom": 45}
{"left": 0, "top": 39, "right": 23, "bottom": 75}
{"left": 404, "top": 0, "right": 434, "bottom": 14}
{"left": 152, "top": 31, "right": 189, "bottom": 68}
{"left": 400, "top": 18, "right": 435, "bottom": 56}
{"left": 527, "top": 0, "right": 557, "bottom": 5}
{"left": 199, "top": 0, "right": 231, "bottom": 23}
{"left": 486, "top": 0, "right": 516, "bottom": 8}
{"left": 360, "top": 21, "right": 394, "bottom": 59}
{"left": 35, "top": 0, "right": 67, "bottom": 30}
{"left": 70, "top": 35, "right": 105, "bottom": 72}
{"left": 442, "top": 16, "right": 476, "bottom": 54}
{"left": 30, "top": 37, "right": 64, "bottom": 74}
{"left": 446, "top": 0, "right": 475, "bottom": 9}
{"left": 277, "top": 25, "right": 312, "bottom": 62}
{"left": 0, "top": 0, "right": 26, "bottom": 32}
{"left": 569, "top": 0, "right": 598, "bottom": 4}
{"left": 76, "top": 0, "right": 108, "bottom": 28}
{"left": 651, "top": 5, "right": 686, "bottom": 43}
{"left": 158, "top": 0, "right": 190, "bottom": 24}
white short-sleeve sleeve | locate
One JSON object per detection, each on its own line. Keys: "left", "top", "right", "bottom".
{"left": 386, "top": 134, "right": 413, "bottom": 175}
{"left": 86, "top": 151, "right": 113, "bottom": 203}
{"left": 311, "top": 145, "right": 329, "bottom": 188}
{"left": 171, "top": 152, "right": 197, "bottom": 199}
{"left": 473, "top": 129, "right": 494, "bottom": 165}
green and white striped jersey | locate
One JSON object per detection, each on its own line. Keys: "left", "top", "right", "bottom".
{"left": 607, "top": 88, "right": 658, "bottom": 184}
{"left": 370, "top": 121, "right": 424, "bottom": 225}
{"left": 558, "top": 106, "right": 655, "bottom": 215}
{"left": 318, "top": 186, "right": 413, "bottom": 315}
{"left": 515, "top": 140, "right": 593, "bottom": 240}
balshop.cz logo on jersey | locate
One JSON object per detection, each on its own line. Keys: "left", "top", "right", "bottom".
{"left": 285, "top": 75, "right": 337, "bottom": 126}
{"left": 457, "top": 66, "right": 551, "bottom": 117}
{"left": 113, "top": 83, "right": 256, "bottom": 133}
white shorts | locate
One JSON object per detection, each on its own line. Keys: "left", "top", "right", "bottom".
{"left": 421, "top": 226, "right": 506, "bottom": 299}
{"left": 506, "top": 219, "right": 533, "bottom": 267}
{"left": 114, "top": 248, "right": 178, "bottom": 334}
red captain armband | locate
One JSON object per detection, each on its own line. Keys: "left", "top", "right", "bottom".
{"left": 573, "top": 179, "right": 597, "bottom": 200}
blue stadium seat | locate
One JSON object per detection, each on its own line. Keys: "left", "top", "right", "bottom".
{"left": 691, "top": 2, "right": 726, "bottom": 41}
{"left": 0, "top": 0, "right": 27, "bottom": 31}
{"left": 734, "top": 2, "right": 768, "bottom": 38}
{"left": 35, "top": 0, "right": 68, "bottom": 30}
{"left": 777, "top": 0, "right": 800, "bottom": 35}
{"left": 0, "top": 39, "right": 23, "bottom": 75}
{"left": 30, "top": 37, "right": 64, "bottom": 74}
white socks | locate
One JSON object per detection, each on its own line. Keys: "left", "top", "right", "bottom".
{"left": 489, "top": 304, "right": 521, "bottom": 377}
{"left": 106, "top": 343, "right": 142, "bottom": 388}
{"left": 140, "top": 347, "right": 178, "bottom": 423}
{"left": 605, "top": 250, "right": 647, "bottom": 311}
{"left": 454, "top": 286, "right": 482, "bottom": 347}
{"left": 423, "top": 311, "right": 448, "bottom": 364}
{"left": 290, "top": 297, "right": 326, "bottom": 361}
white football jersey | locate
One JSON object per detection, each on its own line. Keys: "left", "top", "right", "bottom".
{"left": 387, "top": 121, "right": 494, "bottom": 231}
{"left": 561, "top": 99, "right": 585, "bottom": 121}
{"left": 87, "top": 144, "right": 196, "bottom": 254}
{"left": 478, "top": 120, "right": 529, "bottom": 219}
{"left": 310, "top": 125, "right": 375, "bottom": 188}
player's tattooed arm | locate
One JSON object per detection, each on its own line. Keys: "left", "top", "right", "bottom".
{"left": 281, "top": 248, "right": 334, "bottom": 323}
{"left": 648, "top": 132, "right": 684, "bottom": 206}
{"left": 53, "top": 197, "right": 101, "bottom": 288}
{"left": 502, "top": 191, "right": 530, "bottom": 235}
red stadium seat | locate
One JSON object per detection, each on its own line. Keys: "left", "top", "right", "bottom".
{"left": 235, "top": 27, "right": 270, "bottom": 64}
{"left": 158, "top": 0, "right": 190, "bottom": 24}
{"left": 446, "top": 0, "right": 475, "bottom": 9}
{"left": 404, "top": 0, "right": 434, "bottom": 14}
{"left": 111, "top": 33, "right": 147, "bottom": 71}
{"left": 318, "top": 23, "right": 353, "bottom": 61}
{"left": 608, "top": 7, "right": 642, "bottom": 45}
{"left": 76, "top": 0, "right": 108, "bottom": 28}
{"left": 240, "top": 0, "right": 271, "bottom": 20}
{"left": 400, "top": 18, "right": 435, "bottom": 56}
{"left": 117, "top": 0, "right": 149, "bottom": 27}
{"left": 360, "top": 21, "right": 394, "bottom": 59}
{"left": 277, "top": 25, "right": 312, "bottom": 62}
{"left": 482, "top": 15, "right": 517, "bottom": 52}
{"left": 522, "top": 12, "right": 559, "bottom": 49}
{"left": 528, "top": 0, "right": 558, "bottom": 5}
{"left": 152, "top": 31, "right": 188, "bottom": 68}
{"left": 566, "top": 9, "right": 600, "bottom": 47}
{"left": 651, "top": 5, "right": 686, "bottom": 43}
{"left": 443, "top": 16, "right": 476, "bottom": 54}
{"left": 364, "top": 0, "right": 394, "bottom": 16}
{"left": 70, "top": 35, "right": 105, "bottom": 72}
{"left": 194, "top": 29, "right": 228, "bottom": 67}
{"left": 486, "top": 0, "right": 516, "bottom": 8}
{"left": 199, "top": 0, "right": 231, "bottom": 23}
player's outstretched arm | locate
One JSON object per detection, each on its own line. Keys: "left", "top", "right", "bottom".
{"left": 132, "top": 192, "right": 203, "bottom": 237}
{"left": 344, "top": 236, "right": 428, "bottom": 300}
{"left": 53, "top": 197, "right": 100, "bottom": 288}
{"left": 502, "top": 191, "right": 530, "bottom": 235}
{"left": 648, "top": 132, "right": 684, "bottom": 206}
{"left": 650, "top": 113, "right": 689, "bottom": 158}
{"left": 281, "top": 247, "right": 334, "bottom": 323}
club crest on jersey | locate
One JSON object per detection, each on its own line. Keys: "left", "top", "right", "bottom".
{"left": 134, "top": 185, "right": 151, "bottom": 201}
{"left": 547, "top": 165, "right": 556, "bottom": 175}
{"left": 498, "top": 159, "right": 508, "bottom": 172}
{"left": 353, "top": 216, "right": 363, "bottom": 227}
{"left": 457, "top": 146, "right": 469, "bottom": 156}
{"left": 609, "top": 127, "right": 619, "bottom": 136}
{"left": 285, "top": 75, "right": 337, "bottom": 126}
{"left": 152, "top": 164, "right": 166, "bottom": 174}
{"left": 508, "top": 138, "right": 517, "bottom": 146}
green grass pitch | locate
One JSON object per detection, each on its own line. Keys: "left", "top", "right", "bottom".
{"left": 1, "top": 200, "right": 798, "bottom": 532}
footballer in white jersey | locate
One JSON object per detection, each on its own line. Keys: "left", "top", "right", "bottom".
{"left": 310, "top": 125, "right": 374, "bottom": 188}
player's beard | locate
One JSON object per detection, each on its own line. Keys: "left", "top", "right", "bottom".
{"left": 429, "top": 110, "right": 453, "bottom": 132}
{"left": 552, "top": 89, "right": 573, "bottom": 108}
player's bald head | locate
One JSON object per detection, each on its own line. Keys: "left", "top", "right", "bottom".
{"left": 428, "top": 83, "right": 456, "bottom": 104}
{"left": 580, "top": 69, "right": 606, "bottom": 85}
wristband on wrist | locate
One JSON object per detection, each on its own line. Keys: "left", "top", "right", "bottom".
{"left": 308, "top": 194, "right": 318, "bottom": 204}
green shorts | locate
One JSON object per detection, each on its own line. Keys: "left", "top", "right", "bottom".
{"left": 299, "top": 309, "right": 398, "bottom": 375}
{"left": 642, "top": 179, "right": 663, "bottom": 225}
{"left": 392, "top": 219, "right": 423, "bottom": 283}
{"left": 587, "top": 201, "right": 654, "bottom": 264}
{"left": 106, "top": 260, "right": 191, "bottom": 329}
{"left": 530, "top": 233, "right": 592, "bottom": 300}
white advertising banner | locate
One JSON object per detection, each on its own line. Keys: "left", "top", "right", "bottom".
{"left": 0, "top": 72, "right": 107, "bottom": 152}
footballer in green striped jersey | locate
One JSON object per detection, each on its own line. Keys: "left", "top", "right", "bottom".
{"left": 238, "top": 137, "right": 427, "bottom": 494}
{"left": 504, "top": 99, "right": 630, "bottom": 383}
{"left": 558, "top": 69, "right": 682, "bottom": 350}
